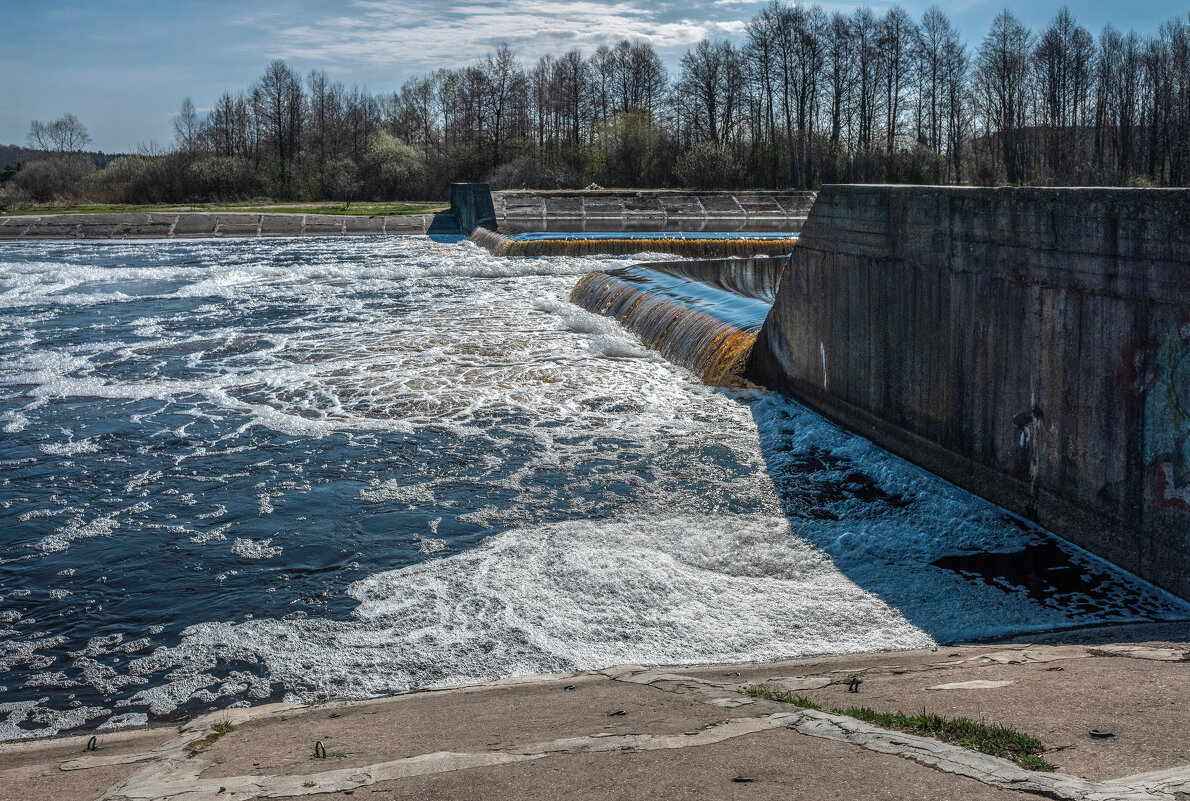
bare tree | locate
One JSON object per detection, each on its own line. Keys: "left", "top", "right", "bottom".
{"left": 253, "top": 60, "right": 304, "bottom": 186}
{"left": 881, "top": 6, "right": 917, "bottom": 161}
{"left": 173, "top": 98, "right": 200, "bottom": 152}
{"left": 976, "top": 10, "right": 1035, "bottom": 183}
{"left": 27, "top": 112, "right": 92, "bottom": 153}
{"left": 1034, "top": 8, "right": 1094, "bottom": 182}
{"left": 679, "top": 39, "right": 727, "bottom": 145}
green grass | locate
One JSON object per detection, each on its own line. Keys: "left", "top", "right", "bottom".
{"left": 183, "top": 720, "right": 236, "bottom": 757}
{"left": 2, "top": 200, "right": 448, "bottom": 217}
{"left": 745, "top": 685, "right": 1052, "bottom": 771}
{"left": 743, "top": 687, "right": 822, "bottom": 709}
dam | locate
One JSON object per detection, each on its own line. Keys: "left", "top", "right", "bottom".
{"left": 573, "top": 184, "right": 1190, "bottom": 602}
{"left": 0, "top": 187, "right": 1188, "bottom": 744}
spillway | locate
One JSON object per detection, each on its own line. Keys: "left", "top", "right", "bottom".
{"left": 570, "top": 256, "right": 783, "bottom": 386}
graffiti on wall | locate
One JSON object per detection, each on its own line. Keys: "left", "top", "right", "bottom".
{"left": 1119, "top": 313, "right": 1190, "bottom": 512}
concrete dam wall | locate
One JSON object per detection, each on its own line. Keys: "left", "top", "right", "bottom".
{"left": 748, "top": 184, "right": 1190, "bottom": 599}
{"left": 491, "top": 188, "right": 816, "bottom": 233}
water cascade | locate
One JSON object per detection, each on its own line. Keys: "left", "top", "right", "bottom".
{"left": 570, "top": 256, "right": 785, "bottom": 386}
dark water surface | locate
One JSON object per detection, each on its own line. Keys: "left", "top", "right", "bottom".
{"left": 0, "top": 237, "right": 1185, "bottom": 741}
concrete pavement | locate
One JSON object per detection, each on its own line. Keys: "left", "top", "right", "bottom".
{"left": 3, "top": 622, "right": 1188, "bottom": 801}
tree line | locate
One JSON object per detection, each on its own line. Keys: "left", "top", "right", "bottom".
{"left": 4, "top": 3, "right": 1189, "bottom": 206}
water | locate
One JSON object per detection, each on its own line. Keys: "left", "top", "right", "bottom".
{"left": 0, "top": 237, "right": 1186, "bottom": 741}
{"left": 570, "top": 260, "right": 778, "bottom": 385}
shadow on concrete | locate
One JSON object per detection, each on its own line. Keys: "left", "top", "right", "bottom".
{"left": 427, "top": 211, "right": 463, "bottom": 242}
{"left": 745, "top": 395, "right": 1190, "bottom": 646}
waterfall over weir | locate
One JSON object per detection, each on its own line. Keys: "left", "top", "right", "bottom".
{"left": 570, "top": 256, "right": 785, "bottom": 386}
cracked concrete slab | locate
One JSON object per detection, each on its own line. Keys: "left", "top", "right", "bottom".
{"left": 195, "top": 674, "right": 725, "bottom": 781}
{"left": 3, "top": 634, "right": 1188, "bottom": 801}
{"left": 351, "top": 726, "right": 1041, "bottom": 801}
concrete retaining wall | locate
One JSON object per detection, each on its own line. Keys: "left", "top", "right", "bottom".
{"left": 748, "top": 184, "right": 1190, "bottom": 599}
{"left": 0, "top": 211, "right": 457, "bottom": 240}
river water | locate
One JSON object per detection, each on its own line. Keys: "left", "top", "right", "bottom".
{"left": 0, "top": 236, "right": 1185, "bottom": 741}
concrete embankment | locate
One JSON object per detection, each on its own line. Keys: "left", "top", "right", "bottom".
{"left": 0, "top": 211, "right": 459, "bottom": 239}
{"left": 748, "top": 185, "right": 1190, "bottom": 600}
{"left": 6, "top": 626, "right": 1188, "bottom": 801}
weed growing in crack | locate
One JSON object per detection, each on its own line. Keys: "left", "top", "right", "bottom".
{"left": 744, "top": 684, "right": 1052, "bottom": 771}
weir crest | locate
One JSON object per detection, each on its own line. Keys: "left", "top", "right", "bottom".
{"left": 570, "top": 257, "right": 785, "bottom": 386}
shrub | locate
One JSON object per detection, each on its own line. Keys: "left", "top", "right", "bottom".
{"left": 674, "top": 142, "right": 744, "bottom": 189}
{"left": 86, "top": 155, "right": 159, "bottom": 203}
{"left": 358, "top": 132, "right": 425, "bottom": 200}
{"left": 486, "top": 155, "right": 579, "bottom": 190}
{"left": 187, "top": 156, "right": 265, "bottom": 201}
{"left": 0, "top": 185, "right": 33, "bottom": 211}
{"left": 10, "top": 155, "right": 95, "bottom": 202}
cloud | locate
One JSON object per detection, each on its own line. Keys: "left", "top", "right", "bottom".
{"left": 259, "top": 0, "right": 735, "bottom": 73}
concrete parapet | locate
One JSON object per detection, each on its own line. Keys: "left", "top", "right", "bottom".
{"left": 748, "top": 185, "right": 1190, "bottom": 599}
{"left": 491, "top": 189, "right": 815, "bottom": 233}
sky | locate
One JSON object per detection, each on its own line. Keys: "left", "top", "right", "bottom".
{"left": 1, "top": 0, "right": 1184, "bottom": 153}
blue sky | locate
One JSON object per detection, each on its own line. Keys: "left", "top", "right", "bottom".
{"left": 2, "top": 0, "right": 1183, "bottom": 152}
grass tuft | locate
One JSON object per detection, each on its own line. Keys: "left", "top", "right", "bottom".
{"left": 746, "top": 685, "right": 1051, "bottom": 771}
{"left": 743, "top": 685, "right": 821, "bottom": 710}
{"left": 834, "top": 706, "right": 1051, "bottom": 771}
{"left": 183, "top": 720, "right": 236, "bottom": 757}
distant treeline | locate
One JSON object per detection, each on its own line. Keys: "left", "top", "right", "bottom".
{"left": 0, "top": 145, "right": 124, "bottom": 185}
{"left": 3, "top": 3, "right": 1189, "bottom": 206}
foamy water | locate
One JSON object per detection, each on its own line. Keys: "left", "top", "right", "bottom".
{"left": 0, "top": 236, "right": 1185, "bottom": 741}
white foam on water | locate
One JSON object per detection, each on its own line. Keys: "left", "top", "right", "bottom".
{"left": 34, "top": 513, "right": 121, "bottom": 554}
{"left": 230, "top": 538, "right": 283, "bottom": 560}
{"left": 359, "top": 479, "right": 436, "bottom": 505}
{"left": 33, "top": 502, "right": 151, "bottom": 555}
{"left": 123, "top": 514, "right": 929, "bottom": 706}
{"left": 39, "top": 436, "right": 102, "bottom": 457}
{"left": 0, "top": 239, "right": 684, "bottom": 443}
{"left": 122, "top": 505, "right": 1189, "bottom": 716}
{"left": 1, "top": 410, "right": 28, "bottom": 433}
{"left": 97, "top": 712, "right": 148, "bottom": 731}
{"left": 416, "top": 538, "right": 447, "bottom": 555}
{"left": 189, "top": 523, "right": 232, "bottom": 544}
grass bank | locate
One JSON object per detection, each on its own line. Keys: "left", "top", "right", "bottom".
{"left": 745, "top": 685, "right": 1052, "bottom": 772}
{"left": 1, "top": 200, "right": 449, "bottom": 217}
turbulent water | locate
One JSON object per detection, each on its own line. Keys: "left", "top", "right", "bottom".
{"left": 0, "top": 236, "right": 1186, "bottom": 742}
